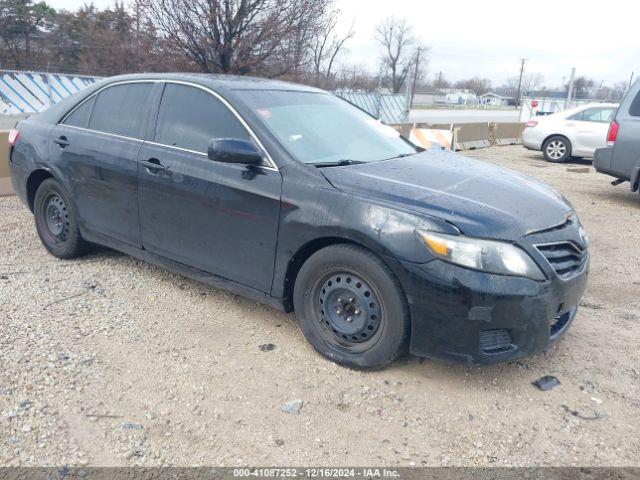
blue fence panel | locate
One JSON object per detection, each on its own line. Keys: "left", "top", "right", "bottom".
{"left": 0, "top": 70, "right": 101, "bottom": 115}
{"left": 334, "top": 90, "right": 408, "bottom": 124}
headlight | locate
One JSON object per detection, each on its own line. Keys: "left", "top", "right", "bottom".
{"left": 417, "top": 230, "right": 546, "bottom": 280}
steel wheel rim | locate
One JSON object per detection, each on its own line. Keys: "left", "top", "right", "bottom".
{"left": 547, "top": 140, "right": 567, "bottom": 160}
{"left": 43, "top": 194, "right": 70, "bottom": 243}
{"left": 315, "top": 271, "right": 384, "bottom": 352}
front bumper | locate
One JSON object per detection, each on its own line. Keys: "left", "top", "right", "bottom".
{"left": 394, "top": 258, "right": 587, "bottom": 364}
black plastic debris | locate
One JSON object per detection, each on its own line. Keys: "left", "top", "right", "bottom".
{"left": 533, "top": 375, "right": 560, "bottom": 391}
{"left": 259, "top": 343, "right": 276, "bottom": 352}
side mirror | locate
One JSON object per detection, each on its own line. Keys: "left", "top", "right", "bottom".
{"left": 207, "top": 138, "right": 263, "bottom": 165}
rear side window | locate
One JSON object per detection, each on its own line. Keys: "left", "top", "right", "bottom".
{"left": 576, "top": 107, "right": 615, "bottom": 123}
{"left": 630, "top": 92, "right": 640, "bottom": 117}
{"left": 88, "top": 83, "right": 153, "bottom": 138}
{"left": 154, "top": 83, "right": 250, "bottom": 153}
{"left": 63, "top": 96, "right": 95, "bottom": 128}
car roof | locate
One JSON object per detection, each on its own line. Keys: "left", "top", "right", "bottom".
{"left": 100, "top": 73, "right": 324, "bottom": 93}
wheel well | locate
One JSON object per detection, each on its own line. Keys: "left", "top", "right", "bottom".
{"left": 283, "top": 237, "right": 358, "bottom": 312}
{"left": 543, "top": 134, "right": 572, "bottom": 150}
{"left": 26, "top": 169, "right": 54, "bottom": 212}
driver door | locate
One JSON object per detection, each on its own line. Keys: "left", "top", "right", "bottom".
{"left": 138, "top": 82, "right": 282, "bottom": 293}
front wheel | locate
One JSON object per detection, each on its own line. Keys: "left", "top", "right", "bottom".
{"left": 293, "top": 244, "right": 410, "bottom": 369}
{"left": 34, "top": 178, "right": 89, "bottom": 259}
{"left": 543, "top": 136, "right": 572, "bottom": 163}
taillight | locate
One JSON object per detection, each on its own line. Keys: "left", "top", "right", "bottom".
{"left": 606, "top": 120, "right": 619, "bottom": 146}
{"left": 526, "top": 121, "right": 538, "bottom": 128}
{"left": 8, "top": 128, "right": 20, "bottom": 146}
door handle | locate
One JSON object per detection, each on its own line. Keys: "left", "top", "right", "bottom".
{"left": 54, "top": 136, "right": 70, "bottom": 147}
{"left": 141, "top": 158, "right": 168, "bottom": 174}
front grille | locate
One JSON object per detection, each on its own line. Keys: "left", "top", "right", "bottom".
{"left": 536, "top": 242, "right": 587, "bottom": 279}
{"left": 479, "top": 329, "right": 513, "bottom": 354}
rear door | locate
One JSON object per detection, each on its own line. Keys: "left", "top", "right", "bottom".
{"left": 137, "top": 82, "right": 282, "bottom": 292}
{"left": 50, "top": 81, "right": 155, "bottom": 247}
{"left": 567, "top": 107, "right": 616, "bottom": 156}
{"left": 611, "top": 83, "right": 640, "bottom": 181}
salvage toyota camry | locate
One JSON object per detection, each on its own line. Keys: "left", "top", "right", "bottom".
{"left": 8, "top": 74, "right": 589, "bottom": 369}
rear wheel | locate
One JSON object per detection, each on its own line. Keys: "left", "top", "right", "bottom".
{"left": 34, "top": 178, "right": 89, "bottom": 259}
{"left": 293, "top": 244, "right": 410, "bottom": 369}
{"left": 543, "top": 136, "right": 571, "bottom": 163}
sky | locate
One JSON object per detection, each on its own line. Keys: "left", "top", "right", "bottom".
{"left": 46, "top": 0, "right": 639, "bottom": 89}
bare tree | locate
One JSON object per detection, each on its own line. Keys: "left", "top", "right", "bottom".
{"left": 454, "top": 77, "right": 492, "bottom": 95}
{"left": 139, "top": 0, "right": 334, "bottom": 77}
{"left": 334, "top": 63, "right": 377, "bottom": 91}
{"left": 375, "top": 17, "right": 417, "bottom": 94}
{"left": 504, "top": 73, "right": 544, "bottom": 96}
{"left": 310, "top": 9, "right": 354, "bottom": 88}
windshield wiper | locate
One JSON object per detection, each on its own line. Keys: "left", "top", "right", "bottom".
{"left": 310, "top": 159, "right": 366, "bottom": 168}
{"left": 380, "top": 152, "right": 420, "bottom": 162}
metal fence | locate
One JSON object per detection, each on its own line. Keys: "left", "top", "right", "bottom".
{"left": 0, "top": 69, "right": 100, "bottom": 115}
{"left": 519, "top": 97, "right": 616, "bottom": 122}
{"left": 334, "top": 90, "right": 408, "bottom": 124}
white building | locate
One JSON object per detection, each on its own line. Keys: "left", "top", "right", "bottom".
{"left": 479, "top": 92, "right": 514, "bottom": 107}
{"left": 445, "top": 91, "right": 478, "bottom": 105}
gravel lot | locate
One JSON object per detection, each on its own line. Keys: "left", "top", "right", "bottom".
{"left": 1, "top": 145, "right": 639, "bottom": 467}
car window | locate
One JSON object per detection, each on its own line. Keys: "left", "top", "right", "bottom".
{"left": 154, "top": 83, "right": 250, "bottom": 153}
{"left": 568, "top": 111, "right": 584, "bottom": 121}
{"left": 63, "top": 96, "right": 95, "bottom": 128}
{"left": 88, "top": 83, "right": 153, "bottom": 139}
{"left": 580, "top": 108, "right": 615, "bottom": 123}
{"left": 630, "top": 92, "right": 640, "bottom": 117}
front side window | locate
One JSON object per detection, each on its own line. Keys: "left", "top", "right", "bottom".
{"left": 63, "top": 96, "right": 95, "bottom": 128}
{"left": 88, "top": 83, "right": 153, "bottom": 138}
{"left": 235, "top": 90, "right": 418, "bottom": 165}
{"left": 154, "top": 83, "right": 250, "bottom": 153}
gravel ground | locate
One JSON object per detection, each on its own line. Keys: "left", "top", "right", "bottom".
{"left": 1, "top": 145, "right": 639, "bottom": 467}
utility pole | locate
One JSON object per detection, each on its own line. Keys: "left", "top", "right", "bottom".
{"left": 629, "top": 71, "right": 636, "bottom": 90}
{"left": 565, "top": 67, "right": 576, "bottom": 108}
{"left": 437, "top": 71, "right": 443, "bottom": 89}
{"left": 409, "top": 47, "right": 422, "bottom": 110}
{"left": 135, "top": 0, "right": 142, "bottom": 71}
{"left": 515, "top": 58, "right": 526, "bottom": 108}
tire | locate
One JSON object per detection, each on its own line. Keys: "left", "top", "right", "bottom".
{"left": 34, "top": 178, "right": 89, "bottom": 259}
{"left": 543, "top": 135, "right": 572, "bottom": 163}
{"left": 293, "top": 244, "right": 410, "bottom": 370}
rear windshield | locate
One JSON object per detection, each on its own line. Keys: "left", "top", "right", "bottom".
{"left": 235, "top": 90, "right": 417, "bottom": 165}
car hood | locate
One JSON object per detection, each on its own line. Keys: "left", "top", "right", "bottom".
{"left": 320, "top": 148, "right": 573, "bottom": 241}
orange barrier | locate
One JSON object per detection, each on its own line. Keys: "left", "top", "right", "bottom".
{"left": 409, "top": 127, "right": 453, "bottom": 150}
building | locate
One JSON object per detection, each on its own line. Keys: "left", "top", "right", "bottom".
{"left": 479, "top": 92, "right": 514, "bottom": 107}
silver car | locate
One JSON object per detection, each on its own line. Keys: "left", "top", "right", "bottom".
{"left": 594, "top": 80, "right": 640, "bottom": 196}
{"left": 523, "top": 103, "right": 618, "bottom": 162}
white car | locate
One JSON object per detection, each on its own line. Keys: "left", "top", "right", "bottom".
{"left": 522, "top": 103, "right": 619, "bottom": 162}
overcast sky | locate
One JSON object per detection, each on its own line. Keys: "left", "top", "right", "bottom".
{"left": 46, "top": 0, "right": 639, "bottom": 88}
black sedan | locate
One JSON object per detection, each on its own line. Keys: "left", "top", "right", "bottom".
{"left": 8, "top": 74, "right": 589, "bottom": 369}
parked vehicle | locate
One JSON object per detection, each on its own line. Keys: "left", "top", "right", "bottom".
{"left": 8, "top": 74, "right": 589, "bottom": 369}
{"left": 594, "top": 80, "right": 640, "bottom": 195}
{"left": 523, "top": 103, "right": 619, "bottom": 162}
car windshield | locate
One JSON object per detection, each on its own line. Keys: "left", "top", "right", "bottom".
{"left": 235, "top": 90, "right": 418, "bottom": 165}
